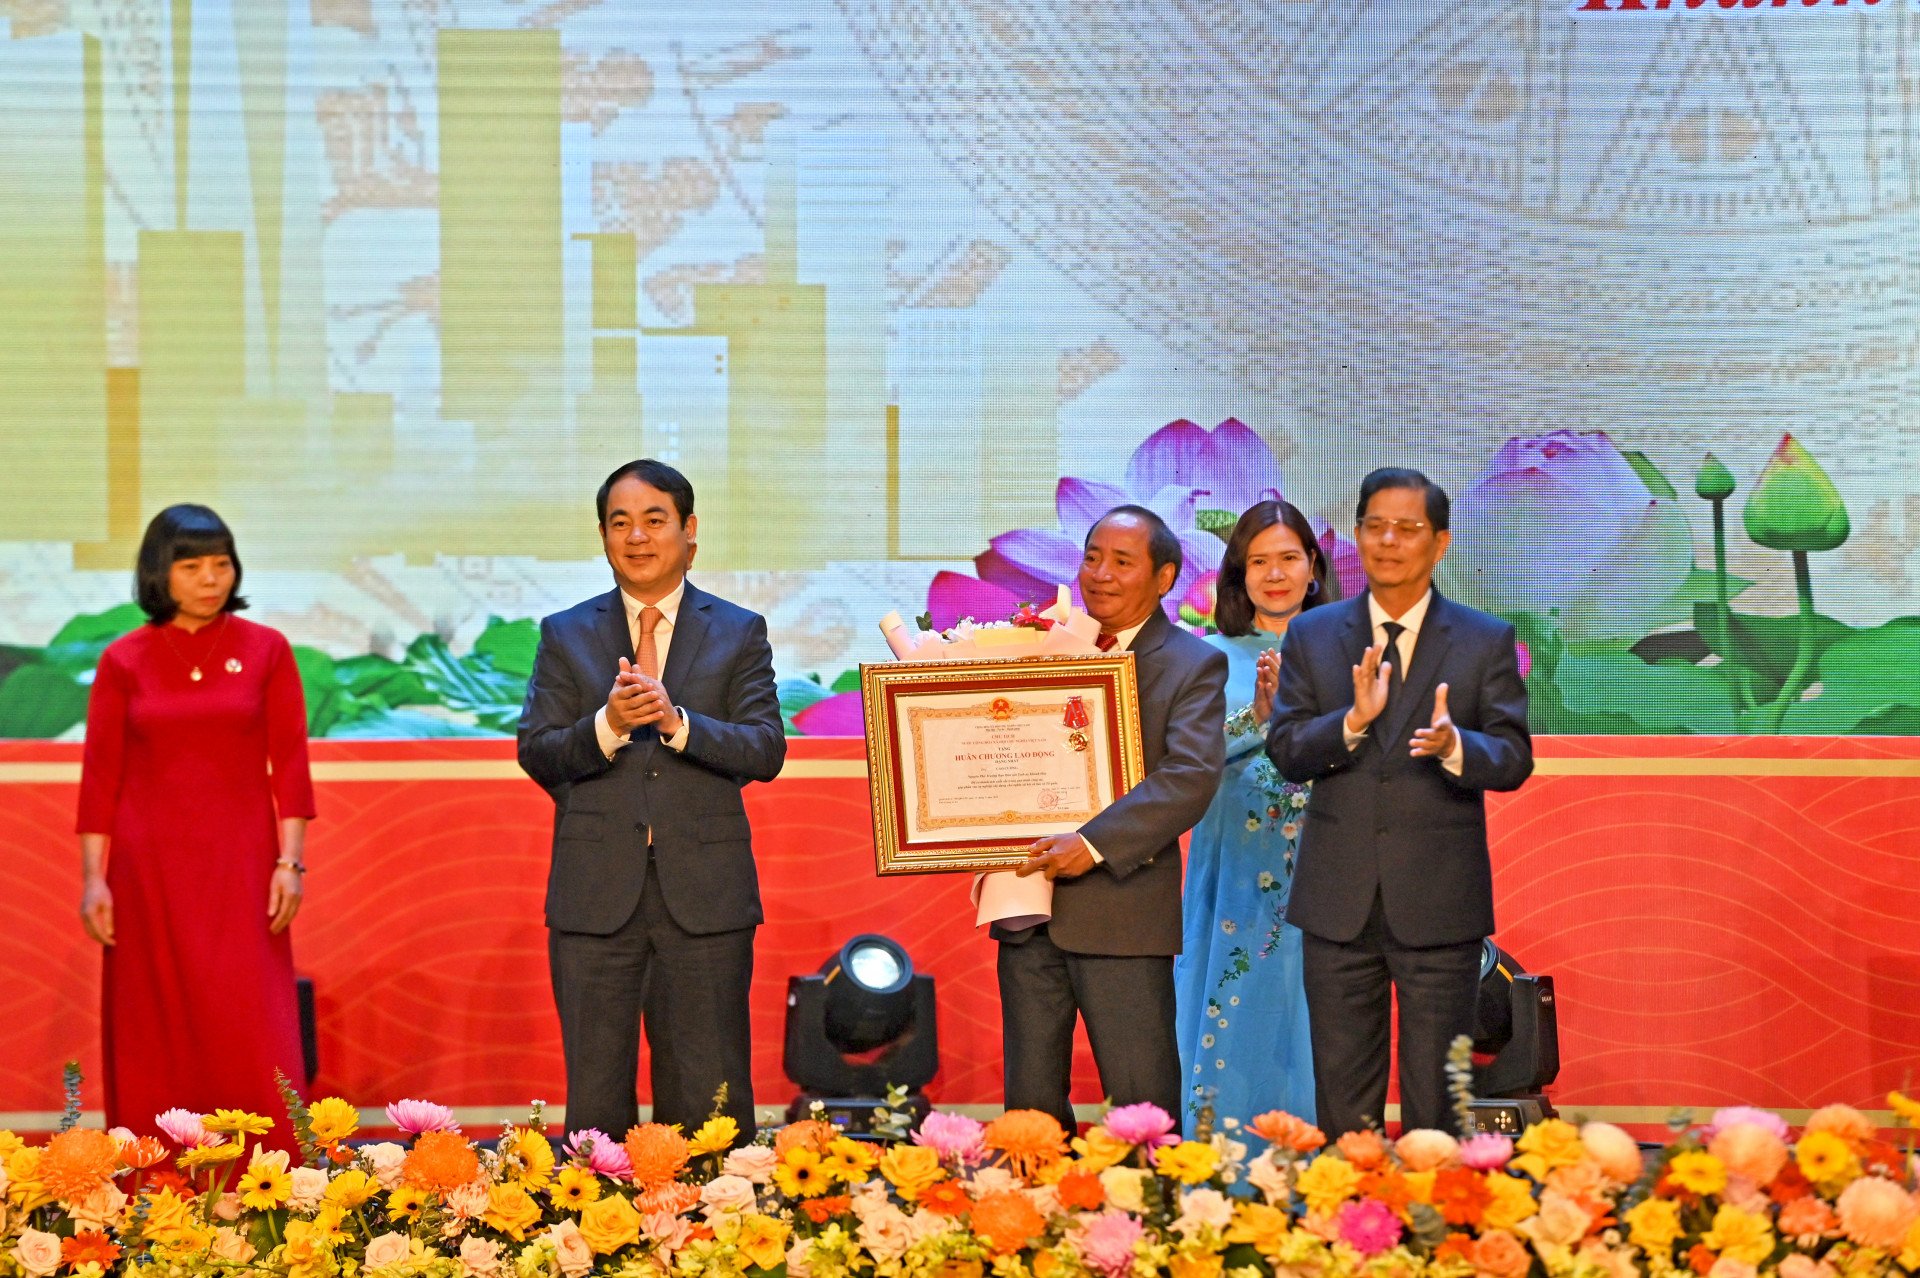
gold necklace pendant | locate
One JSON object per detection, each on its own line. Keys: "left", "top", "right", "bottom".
{"left": 225, "top": 658, "right": 243, "bottom": 674}
{"left": 190, "top": 666, "right": 203, "bottom": 681}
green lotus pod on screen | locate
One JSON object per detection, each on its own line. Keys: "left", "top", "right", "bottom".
{"left": 1742, "top": 434, "right": 1849, "bottom": 552}
{"left": 1695, "top": 452, "right": 1736, "bottom": 501}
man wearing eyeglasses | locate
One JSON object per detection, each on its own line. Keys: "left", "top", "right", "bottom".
{"left": 1266, "top": 467, "right": 1533, "bottom": 1137}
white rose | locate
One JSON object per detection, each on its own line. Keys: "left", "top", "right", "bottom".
{"left": 699, "top": 1174, "right": 758, "bottom": 1217}
{"left": 545, "top": 1219, "right": 593, "bottom": 1278}
{"left": 1245, "top": 1149, "right": 1292, "bottom": 1205}
{"left": 458, "top": 1235, "right": 503, "bottom": 1278}
{"left": 288, "top": 1166, "right": 330, "bottom": 1211}
{"left": 364, "top": 1231, "right": 412, "bottom": 1270}
{"left": 1099, "top": 1167, "right": 1151, "bottom": 1214}
{"left": 1174, "top": 1187, "right": 1235, "bottom": 1238}
{"left": 361, "top": 1141, "right": 407, "bottom": 1189}
{"left": 210, "top": 1226, "right": 257, "bottom": 1264}
{"left": 721, "top": 1146, "right": 777, "bottom": 1184}
{"left": 9, "top": 1229, "right": 62, "bottom": 1278}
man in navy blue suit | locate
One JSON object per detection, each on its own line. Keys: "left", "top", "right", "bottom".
{"left": 1267, "top": 468, "right": 1532, "bottom": 1136}
{"left": 518, "top": 459, "right": 785, "bottom": 1143}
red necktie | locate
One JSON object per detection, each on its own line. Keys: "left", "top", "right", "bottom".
{"left": 1096, "top": 632, "right": 1118, "bottom": 652}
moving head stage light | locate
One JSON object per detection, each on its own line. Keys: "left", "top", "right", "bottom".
{"left": 783, "top": 934, "right": 937, "bottom": 1131}
{"left": 1464, "top": 940, "right": 1560, "bottom": 1135}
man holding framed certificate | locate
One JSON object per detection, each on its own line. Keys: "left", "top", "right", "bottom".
{"left": 996, "top": 505, "right": 1228, "bottom": 1132}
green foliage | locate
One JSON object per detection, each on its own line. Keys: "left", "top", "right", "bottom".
{"left": 294, "top": 617, "right": 536, "bottom": 736}
{"left": 1195, "top": 507, "right": 1240, "bottom": 541}
{"left": 0, "top": 662, "right": 94, "bottom": 737}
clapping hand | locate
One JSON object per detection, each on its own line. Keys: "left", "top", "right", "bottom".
{"left": 1345, "top": 641, "right": 1392, "bottom": 734}
{"left": 1252, "top": 648, "right": 1282, "bottom": 724}
{"left": 607, "top": 658, "right": 681, "bottom": 736}
{"left": 1409, "top": 683, "right": 1457, "bottom": 759}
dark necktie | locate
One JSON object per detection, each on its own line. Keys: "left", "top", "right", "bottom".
{"left": 1096, "top": 632, "right": 1118, "bottom": 652}
{"left": 1381, "top": 620, "right": 1407, "bottom": 709}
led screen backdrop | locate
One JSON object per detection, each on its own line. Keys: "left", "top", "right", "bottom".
{"left": 0, "top": 0, "right": 1917, "bottom": 740}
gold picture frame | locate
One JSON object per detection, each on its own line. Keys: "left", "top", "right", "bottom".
{"left": 859, "top": 653, "right": 1146, "bottom": 875}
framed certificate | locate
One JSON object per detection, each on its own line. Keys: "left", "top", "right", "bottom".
{"left": 859, "top": 654, "right": 1146, "bottom": 875}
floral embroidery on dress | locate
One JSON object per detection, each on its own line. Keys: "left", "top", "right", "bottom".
{"left": 1219, "top": 759, "right": 1310, "bottom": 984}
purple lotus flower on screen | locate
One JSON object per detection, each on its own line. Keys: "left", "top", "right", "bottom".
{"left": 926, "top": 418, "right": 1286, "bottom": 629}
{"left": 912, "top": 1110, "right": 987, "bottom": 1163}
{"left": 1439, "top": 430, "right": 1696, "bottom": 640}
{"left": 1103, "top": 1101, "right": 1178, "bottom": 1149}
{"left": 565, "top": 1128, "right": 634, "bottom": 1179}
{"left": 386, "top": 1098, "right": 460, "bottom": 1135}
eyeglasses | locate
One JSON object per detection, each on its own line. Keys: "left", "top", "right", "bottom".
{"left": 1358, "top": 517, "right": 1430, "bottom": 539}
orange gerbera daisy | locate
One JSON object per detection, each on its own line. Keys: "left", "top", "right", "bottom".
{"left": 1431, "top": 1168, "right": 1493, "bottom": 1227}
{"left": 400, "top": 1130, "right": 481, "bottom": 1194}
{"left": 918, "top": 1179, "right": 973, "bottom": 1218}
{"left": 622, "top": 1123, "right": 690, "bottom": 1191}
{"left": 1336, "top": 1129, "right": 1388, "bottom": 1171}
{"left": 61, "top": 1232, "right": 123, "bottom": 1268}
{"left": 120, "top": 1136, "right": 170, "bottom": 1170}
{"left": 971, "top": 1189, "right": 1046, "bottom": 1255}
{"left": 773, "top": 1119, "right": 836, "bottom": 1159}
{"left": 1249, "top": 1110, "right": 1327, "bottom": 1155}
{"left": 800, "top": 1194, "right": 852, "bottom": 1223}
{"left": 982, "top": 1109, "right": 1066, "bottom": 1180}
{"left": 38, "top": 1128, "right": 122, "bottom": 1202}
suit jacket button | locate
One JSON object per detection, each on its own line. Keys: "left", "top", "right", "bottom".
{"left": 1376, "top": 827, "right": 1388, "bottom": 837}
{"left": 646, "top": 769, "right": 660, "bottom": 780}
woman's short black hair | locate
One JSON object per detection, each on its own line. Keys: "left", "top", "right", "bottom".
{"left": 1214, "top": 499, "right": 1331, "bottom": 637}
{"left": 135, "top": 504, "right": 247, "bottom": 623}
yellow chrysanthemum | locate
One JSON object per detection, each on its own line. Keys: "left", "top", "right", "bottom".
{"left": 551, "top": 1164, "right": 602, "bottom": 1212}
{"left": 238, "top": 1157, "right": 292, "bottom": 1210}
{"left": 689, "top": 1116, "right": 740, "bottom": 1157}
{"left": 1511, "top": 1119, "right": 1586, "bottom": 1181}
{"left": 1294, "top": 1150, "right": 1364, "bottom": 1216}
{"left": 1482, "top": 1171, "right": 1544, "bottom": 1232}
{"left": 177, "top": 1142, "right": 246, "bottom": 1171}
{"left": 508, "top": 1128, "right": 555, "bottom": 1189}
{"left": 1624, "top": 1199, "right": 1684, "bottom": 1255}
{"left": 323, "top": 1168, "right": 379, "bottom": 1209}
{"left": 385, "top": 1184, "right": 428, "bottom": 1221}
{"left": 306, "top": 1097, "right": 360, "bottom": 1145}
{"left": 1702, "top": 1204, "right": 1775, "bottom": 1265}
{"left": 1794, "top": 1130, "right": 1860, "bottom": 1191}
{"left": 140, "top": 1189, "right": 199, "bottom": 1246}
{"left": 482, "top": 1182, "right": 542, "bottom": 1241}
{"left": 773, "top": 1148, "right": 834, "bottom": 1198}
{"left": 1153, "top": 1141, "right": 1221, "bottom": 1186}
{"left": 577, "top": 1192, "right": 643, "bottom": 1255}
{"left": 1889, "top": 1090, "right": 1920, "bottom": 1127}
{"left": 203, "top": 1109, "right": 274, "bottom": 1137}
{"left": 737, "top": 1213, "right": 791, "bottom": 1271}
{"left": 1070, "top": 1125, "right": 1133, "bottom": 1175}
{"left": 1665, "top": 1150, "right": 1729, "bottom": 1197}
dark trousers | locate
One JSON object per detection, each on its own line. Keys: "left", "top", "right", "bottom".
{"left": 997, "top": 927, "right": 1180, "bottom": 1133}
{"left": 1300, "top": 894, "right": 1480, "bottom": 1137}
{"left": 549, "top": 860, "right": 756, "bottom": 1141}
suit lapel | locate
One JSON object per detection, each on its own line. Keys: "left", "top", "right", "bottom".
{"left": 660, "top": 580, "right": 711, "bottom": 691}
{"left": 598, "top": 587, "right": 635, "bottom": 666}
{"left": 1381, "top": 591, "right": 1454, "bottom": 748}
{"left": 1339, "top": 594, "right": 1372, "bottom": 671}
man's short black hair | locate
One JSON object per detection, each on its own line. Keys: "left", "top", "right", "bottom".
{"left": 135, "top": 504, "right": 248, "bottom": 623}
{"left": 1088, "top": 504, "right": 1184, "bottom": 583}
{"left": 1356, "top": 467, "right": 1450, "bottom": 531}
{"left": 597, "top": 459, "right": 695, "bottom": 526}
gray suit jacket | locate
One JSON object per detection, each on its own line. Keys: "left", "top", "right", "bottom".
{"left": 516, "top": 581, "right": 786, "bottom": 936}
{"left": 1039, "top": 607, "right": 1228, "bottom": 957}
{"left": 1266, "top": 590, "right": 1532, "bottom": 948}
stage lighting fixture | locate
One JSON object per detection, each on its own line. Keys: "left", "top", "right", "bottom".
{"left": 783, "top": 933, "right": 938, "bottom": 1131}
{"left": 1464, "top": 940, "right": 1560, "bottom": 1134}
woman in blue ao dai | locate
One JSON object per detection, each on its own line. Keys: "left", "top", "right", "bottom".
{"left": 1175, "top": 499, "right": 1330, "bottom": 1134}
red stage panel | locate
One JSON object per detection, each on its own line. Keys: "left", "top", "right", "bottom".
{"left": 1, "top": 736, "right": 1914, "bottom": 1120}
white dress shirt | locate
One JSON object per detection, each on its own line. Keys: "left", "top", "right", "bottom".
{"left": 1342, "top": 589, "right": 1465, "bottom": 775}
{"left": 594, "top": 578, "right": 693, "bottom": 757}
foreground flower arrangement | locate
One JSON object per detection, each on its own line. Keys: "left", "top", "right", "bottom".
{"left": 4, "top": 1091, "right": 1919, "bottom": 1278}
